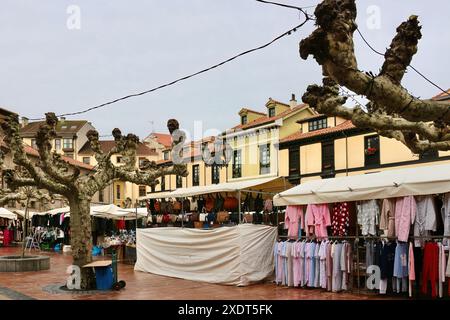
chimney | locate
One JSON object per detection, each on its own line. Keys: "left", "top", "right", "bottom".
{"left": 21, "top": 117, "right": 29, "bottom": 128}
{"left": 289, "top": 94, "right": 297, "bottom": 109}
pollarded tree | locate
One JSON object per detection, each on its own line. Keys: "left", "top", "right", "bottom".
{"left": 1, "top": 113, "right": 187, "bottom": 289}
{"left": 300, "top": 0, "right": 450, "bottom": 154}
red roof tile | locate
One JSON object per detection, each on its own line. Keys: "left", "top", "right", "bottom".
{"left": 23, "top": 145, "right": 94, "bottom": 170}
{"left": 79, "top": 140, "right": 158, "bottom": 156}
{"left": 239, "top": 108, "right": 267, "bottom": 116}
{"left": 152, "top": 133, "right": 172, "bottom": 148}
{"left": 432, "top": 88, "right": 450, "bottom": 101}
{"left": 281, "top": 120, "right": 356, "bottom": 143}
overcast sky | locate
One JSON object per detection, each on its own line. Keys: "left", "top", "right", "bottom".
{"left": 0, "top": 0, "right": 449, "bottom": 141}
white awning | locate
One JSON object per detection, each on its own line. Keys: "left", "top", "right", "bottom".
{"left": 273, "top": 163, "right": 450, "bottom": 206}
{"left": 140, "top": 191, "right": 175, "bottom": 200}
{"left": 0, "top": 208, "right": 17, "bottom": 220}
{"left": 91, "top": 205, "right": 147, "bottom": 220}
{"left": 168, "top": 176, "right": 291, "bottom": 198}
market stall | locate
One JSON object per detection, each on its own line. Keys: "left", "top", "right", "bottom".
{"left": 0, "top": 208, "right": 18, "bottom": 247}
{"left": 272, "top": 163, "right": 450, "bottom": 299}
{"left": 144, "top": 176, "right": 291, "bottom": 229}
{"left": 135, "top": 224, "right": 277, "bottom": 286}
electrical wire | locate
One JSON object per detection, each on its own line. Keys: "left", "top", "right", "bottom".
{"left": 356, "top": 28, "right": 448, "bottom": 95}
{"left": 28, "top": 19, "right": 311, "bottom": 121}
{"left": 255, "top": 0, "right": 316, "bottom": 16}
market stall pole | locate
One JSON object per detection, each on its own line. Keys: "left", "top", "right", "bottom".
{"left": 21, "top": 197, "right": 31, "bottom": 259}
{"left": 238, "top": 191, "right": 241, "bottom": 224}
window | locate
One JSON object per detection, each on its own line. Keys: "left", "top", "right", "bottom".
{"left": 99, "top": 189, "right": 104, "bottom": 203}
{"left": 308, "top": 118, "right": 327, "bottom": 132}
{"left": 259, "top": 144, "right": 271, "bottom": 174}
{"left": 232, "top": 150, "right": 242, "bottom": 178}
{"left": 211, "top": 164, "right": 220, "bottom": 184}
{"left": 321, "top": 140, "right": 335, "bottom": 172}
{"left": 55, "top": 139, "right": 61, "bottom": 151}
{"left": 82, "top": 157, "right": 91, "bottom": 165}
{"left": 139, "top": 186, "right": 147, "bottom": 197}
{"left": 419, "top": 149, "right": 439, "bottom": 160}
{"left": 241, "top": 115, "right": 247, "bottom": 125}
{"left": 176, "top": 175, "right": 183, "bottom": 188}
{"left": 116, "top": 185, "right": 121, "bottom": 200}
{"left": 30, "top": 201, "right": 36, "bottom": 209}
{"left": 31, "top": 139, "right": 37, "bottom": 149}
{"left": 65, "top": 153, "right": 74, "bottom": 159}
{"left": 289, "top": 148, "right": 300, "bottom": 177}
{"left": 139, "top": 157, "right": 147, "bottom": 169}
{"left": 364, "top": 135, "right": 380, "bottom": 167}
{"left": 192, "top": 165, "right": 200, "bottom": 186}
{"left": 117, "top": 156, "right": 123, "bottom": 164}
{"left": 161, "top": 176, "right": 166, "bottom": 191}
{"left": 268, "top": 107, "right": 275, "bottom": 118}
{"left": 63, "top": 138, "right": 73, "bottom": 149}
{"left": 163, "top": 151, "right": 170, "bottom": 161}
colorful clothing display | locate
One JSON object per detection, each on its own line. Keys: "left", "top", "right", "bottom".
{"left": 395, "top": 196, "right": 416, "bottom": 242}
{"left": 284, "top": 206, "right": 304, "bottom": 238}
{"left": 357, "top": 200, "right": 379, "bottom": 236}
{"left": 305, "top": 204, "right": 331, "bottom": 239}
{"left": 380, "top": 198, "right": 396, "bottom": 237}
{"left": 331, "top": 202, "right": 350, "bottom": 236}
{"left": 414, "top": 196, "right": 437, "bottom": 247}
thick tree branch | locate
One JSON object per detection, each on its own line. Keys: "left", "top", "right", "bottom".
{"left": 35, "top": 113, "right": 80, "bottom": 185}
{"left": 300, "top": 0, "right": 450, "bottom": 124}
{"left": 303, "top": 79, "right": 450, "bottom": 144}
{"left": 1, "top": 116, "right": 71, "bottom": 195}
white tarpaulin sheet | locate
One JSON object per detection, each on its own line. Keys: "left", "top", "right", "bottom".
{"left": 274, "top": 163, "right": 450, "bottom": 206}
{"left": 134, "top": 224, "right": 277, "bottom": 286}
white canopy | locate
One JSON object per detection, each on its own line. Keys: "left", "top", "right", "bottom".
{"left": 91, "top": 205, "right": 147, "bottom": 220}
{"left": 274, "top": 163, "right": 450, "bottom": 206}
{"left": 169, "top": 176, "right": 291, "bottom": 198}
{"left": 140, "top": 191, "right": 175, "bottom": 200}
{"left": 0, "top": 208, "right": 17, "bottom": 220}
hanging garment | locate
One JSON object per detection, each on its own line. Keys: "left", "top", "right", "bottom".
{"left": 307, "top": 242, "right": 317, "bottom": 287}
{"left": 413, "top": 246, "right": 423, "bottom": 292}
{"left": 380, "top": 198, "right": 396, "bottom": 237}
{"left": 305, "top": 204, "right": 331, "bottom": 239}
{"left": 395, "top": 196, "right": 417, "bottom": 242}
{"left": 357, "top": 200, "right": 379, "bottom": 236}
{"left": 276, "top": 242, "right": 284, "bottom": 285}
{"left": 274, "top": 242, "right": 279, "bottom": 284}
{"left": 281, "top": 241, "right": 288, "bottom": 286}
{"left": 292, "top": 242, "right": 301, "bottom": 287}
{"left": 332, "top": 243, "right": 343, "bottom": 292}
{"left": 314, "top": 243, "right": 320, "bottom": 288}
{"left": 366, "top": 240, "right": 374, "bottom": 271}
{"left": 393, "top": 242, "right": 409, "bottom": 293}
{"left": 303, "top": 242, "right": 310, "bottom": 287}
{"left": 414, "top": 196, "right": 437, "bottom": 247}
{"left": 380, "top": 241, "right": 397, "bottom": 280}
{"left": 319, "top": 241, "right": 327, "bottom": 289}
{"left": 299, "top": 241, "right": 307, "bottom": 287}
{"left": 341, "top": 242, "right": 352, "bottom": 291}
{"left": 284, "top": 206, "right": 304, "bottom": 238}
{"left": 326, "top": 242, "right": 333, "bottom": 291}
{"left": 438, "top": 243, "right": 446, "bottom": 298}
{"left": 264, "top": 199, "right": 273, "bottom": 213}
{"left": 441, "top": 193, "right": 450, "bottom": 236}
{"left": 331, "top": 202, "right": 350, "bottom": 236}
{"left": 408, "top": 242, "right": 415, "bottom": 298}
{"left": 421, "top": 241, "right": 439, "bottom": 298}
{"left": 286, "top": 242, "right": 294, "bottom": 287}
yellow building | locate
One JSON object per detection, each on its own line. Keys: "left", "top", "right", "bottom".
{"left": 78, "top": 141, "right": 158, "bottom": 207}
{"left": 278, "top": 99, "right": 450, "bottom": 185}
{"left": 151, "top": 94, "right": 321, "bottom": 192}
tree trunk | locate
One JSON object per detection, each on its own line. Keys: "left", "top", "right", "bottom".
{"left": 68, "top": 196, "right": 95, "bottom": 290}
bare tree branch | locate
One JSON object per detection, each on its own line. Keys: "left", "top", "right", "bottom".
{"left": 300, "top": 0, "right": 450, "bottom": 125}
